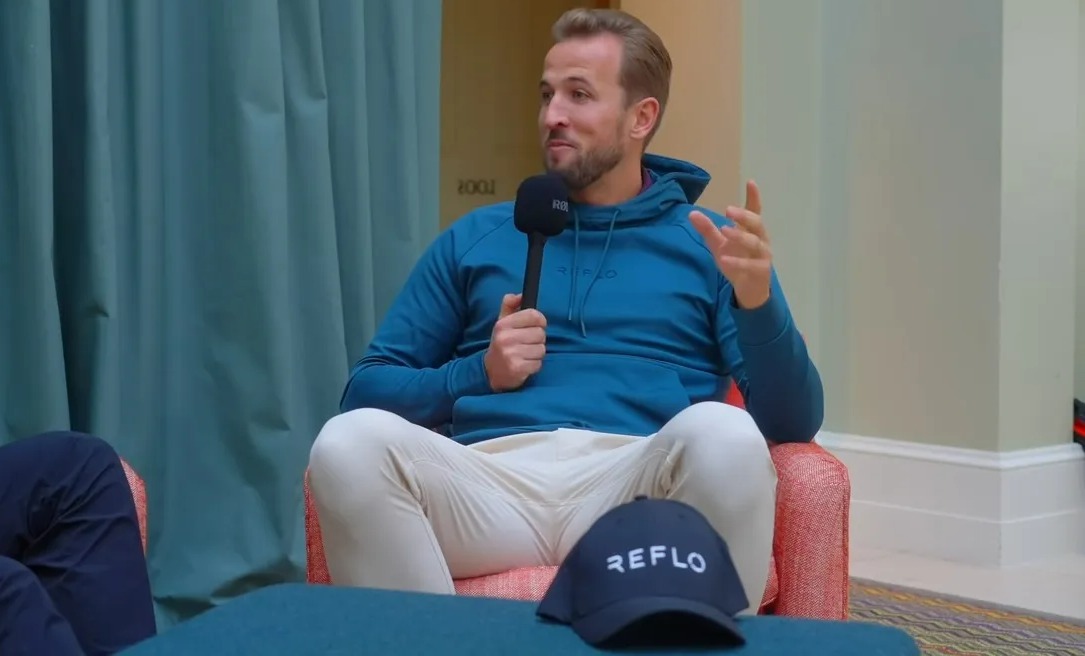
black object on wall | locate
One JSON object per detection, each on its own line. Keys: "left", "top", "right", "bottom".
{"left": 1074, "top": 399, "right": 1085, "bottom": 452}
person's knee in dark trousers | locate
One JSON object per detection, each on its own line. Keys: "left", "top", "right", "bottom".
{"left": 0, "top": 556, "right": 85, "bottom": 655}
{"left": 0, "top": 430, "right": 157, "bottom": 655}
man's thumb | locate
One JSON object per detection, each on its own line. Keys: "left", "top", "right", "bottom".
{"left": 499, "top": 293, "right": 522, "bottom": 319}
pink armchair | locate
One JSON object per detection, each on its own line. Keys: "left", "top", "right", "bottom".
{"left": 304, "top": 387, "right": 851, "bottom": 619}
{"left": 120, "top": 458, "right": 149, "bottom": 553}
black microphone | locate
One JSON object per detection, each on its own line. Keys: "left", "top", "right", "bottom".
{"left": 513, "top": 172, "right": 569, "bottom": 310}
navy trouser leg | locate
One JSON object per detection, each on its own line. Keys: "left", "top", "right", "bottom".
{"left": 0, "top": 431, "right": 157, "bottom": 655}
{"left": 0, "top": 556, "right": 84, "bottom": 655}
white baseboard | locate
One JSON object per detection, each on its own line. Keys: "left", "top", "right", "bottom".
{"left": 815, "top": 432, "right": 1085, "bottom": 568}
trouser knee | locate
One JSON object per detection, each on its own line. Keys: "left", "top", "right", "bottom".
{"left": 0, "top": 556, "right": 85, "bottom": 656}
{"left": 24, "top": 431, "right": 123, "bottom": 479}
{"left": 0, "top": 557, "right": 39, "bottom": 601}
{"left": 662, "top": 402, "right": 773, "bottom": 467}
{"left": 309, "top": 408, "right": 425, "bottom": 500}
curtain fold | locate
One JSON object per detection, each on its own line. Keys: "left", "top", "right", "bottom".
{"left": 0, "top": 0, "right": 442, "bottom": 627}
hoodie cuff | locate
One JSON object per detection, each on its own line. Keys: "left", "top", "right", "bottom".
{"left": 447, "top": 350, "right": 494, "bottom": 399}
{"left": 731, "top": 290, "right": 791, "bottom": 347}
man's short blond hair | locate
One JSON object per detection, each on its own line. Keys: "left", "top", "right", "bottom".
{"left": 551, "top": 8, "right": 672, "bottom": 142}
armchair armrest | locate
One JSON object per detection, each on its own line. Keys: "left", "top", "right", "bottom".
{"left": 768, "top": 441, "right": 850, "bottom": 619}
{"left": 120, "top": 458, "right": 149, "bottom": 554}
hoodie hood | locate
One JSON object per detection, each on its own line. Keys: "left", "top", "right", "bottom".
{"left": 567, "top": 153, "right": 712, "bottom": 231}
{"left": 563, "top": 154, "right": 712, "bottom": 335}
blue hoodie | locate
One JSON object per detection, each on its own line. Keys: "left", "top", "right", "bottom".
{"left": 341, "top": 154, "right": 824, "bottom": 445}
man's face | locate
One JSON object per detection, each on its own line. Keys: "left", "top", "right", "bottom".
{"left": 538, "top": 33, "right": 631, "bottom": 192}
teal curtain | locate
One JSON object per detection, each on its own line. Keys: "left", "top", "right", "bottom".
{"left": 0, "top": 0, "right": 443, "bottom": 628}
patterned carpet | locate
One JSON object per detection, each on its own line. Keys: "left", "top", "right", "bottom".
{"left": 849, "top": 578, "right": 1085, "bottom": 655}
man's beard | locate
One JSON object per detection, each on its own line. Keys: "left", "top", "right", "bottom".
{"left": 545, "top": 141, "right": 624, "bottom": 192}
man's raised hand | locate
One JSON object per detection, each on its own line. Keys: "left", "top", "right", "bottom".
{"left": 689, "top": 180, "right": 773, "bottom": 309}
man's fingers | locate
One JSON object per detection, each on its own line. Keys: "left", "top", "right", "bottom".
{"left": 498, "top": 293, "right": 522, "bottom": 319}
{"left": 523, "top": 326, "right": 547, "bottom": 345}
{"left": 724, "top": 206, "right": 767, "bottom": 242}
{"left": 689, "top": 210, "right": 726, "bottom": 250}
{"left": 520, "top": 343, "right": 547, "bottom": 361}
{"left": 504, "top": 326, "right": 546, "bottom": 345}
{"left": 717, "top": 254, "right": 772, "bottom": 276}
{"left": 501, "top": 308, "right": 547, "bottom": 330}
{"left": 515, "top": 358, "right": 543, "bottom": 380}
{"left": 744, "top": 179, "right": 762, "bottom": 216}
{"left": 498, "top": 295, "right": 549, "bottom": 329}
{"left": 720, "top": 226, "right": 764, "bottom": 257}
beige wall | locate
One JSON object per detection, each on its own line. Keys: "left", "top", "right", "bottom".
{"left": 617, "top": 0, "right": 743, "bottom": 211}
{"left": 742, "top": 0, "right": 1079, "bottom": 451}
{"left": 1078, "top": 4, "right": 1085, "bottom": 405}
{"left": 627, "top": 0, "right": 1081, "bottom": 451}
{"left": 998, "top": 1, "right": 1078, "bottom": 451}
{"left": 737, "top": 0, "right": 825, "bottom": 376}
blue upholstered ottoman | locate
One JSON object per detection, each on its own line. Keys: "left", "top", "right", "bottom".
{"left": 122, "top": 583, "right": 919, "bottom": 655}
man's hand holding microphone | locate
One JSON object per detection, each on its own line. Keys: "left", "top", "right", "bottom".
{"left": 485, "top": 172, "right": 569, "bottom": 392}
{"left": 484, "top": 293, "right": 548, "bottom": 392}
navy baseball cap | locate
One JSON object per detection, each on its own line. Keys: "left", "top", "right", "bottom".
{"left": 536, "top": 496, "right": 750, "bottom": 648}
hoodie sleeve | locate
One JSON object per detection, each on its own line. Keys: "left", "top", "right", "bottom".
{"left": 716, "top": 269, "right": 825, "bottom": 443}
{"left": 339, "top": 228, "right": 493, "bottom": 429}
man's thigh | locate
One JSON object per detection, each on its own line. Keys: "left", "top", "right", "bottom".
{"left": 545, "top": 403, "right": 778, "bottom": 609}
{"left": 0, "top": 556, "right": 83, "bottom": 656}
{"left": 429, "top": 409, "right": 771, "bottom": 580}
{"left": 519, "top": 429, "right": 658, "bottom": 561}
{"left": 313, "top": 413, "right": 666, "bottom": 578}
{"left": 310, "top": 410, "right": 570, "bottom": 580}
{"left": 0, "top": 432, "right": 88, "bottom": 556}
{"left": 460, "top": 427, "right": 651, "bottom": 572}
{"left": 422, "top": 429, "right": 572, "bottom": 576}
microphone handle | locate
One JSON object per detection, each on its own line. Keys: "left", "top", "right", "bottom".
{"left": 521, "top": 233, "right": 547, "bottom": 310}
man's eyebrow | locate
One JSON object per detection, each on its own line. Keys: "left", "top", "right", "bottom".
{"left": 539, "top": 75, "right": 594, "bottom": 88}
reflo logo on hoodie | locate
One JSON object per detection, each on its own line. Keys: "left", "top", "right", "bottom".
{"left": 555, "top": 267, "right": 617, "bottom": 279}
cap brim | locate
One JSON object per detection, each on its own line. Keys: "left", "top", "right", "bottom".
{"left": 571, "top": 595, "right": 745, "bottom": 647}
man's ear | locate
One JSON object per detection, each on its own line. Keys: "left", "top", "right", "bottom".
{"left": 628, "top": 97, "right": 661, "bottom": 142}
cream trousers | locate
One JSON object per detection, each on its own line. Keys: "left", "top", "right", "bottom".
{"left": 308, "top": 401, "right": 778, "bottom": 613}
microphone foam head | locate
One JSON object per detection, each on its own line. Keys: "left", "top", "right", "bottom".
{"left": 514, "top": 172, "right": 569, "bottom": 237}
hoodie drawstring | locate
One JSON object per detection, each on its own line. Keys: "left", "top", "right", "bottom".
{"left": 567, "top": 209, "right": 619, "bottom": 337}
{"left": 567, "top": 209, "right": 580, "bottom": 323}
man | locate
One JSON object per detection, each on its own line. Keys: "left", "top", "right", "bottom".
{"left": 1, "top": 431, "right": 157, "bottom": 655}
{"left": 309, "top": 8, "right": 823, "bottom": 612}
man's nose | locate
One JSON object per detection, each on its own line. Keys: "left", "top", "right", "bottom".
{"left": 543, "top": 101, "right": 569, "bottom": 131}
